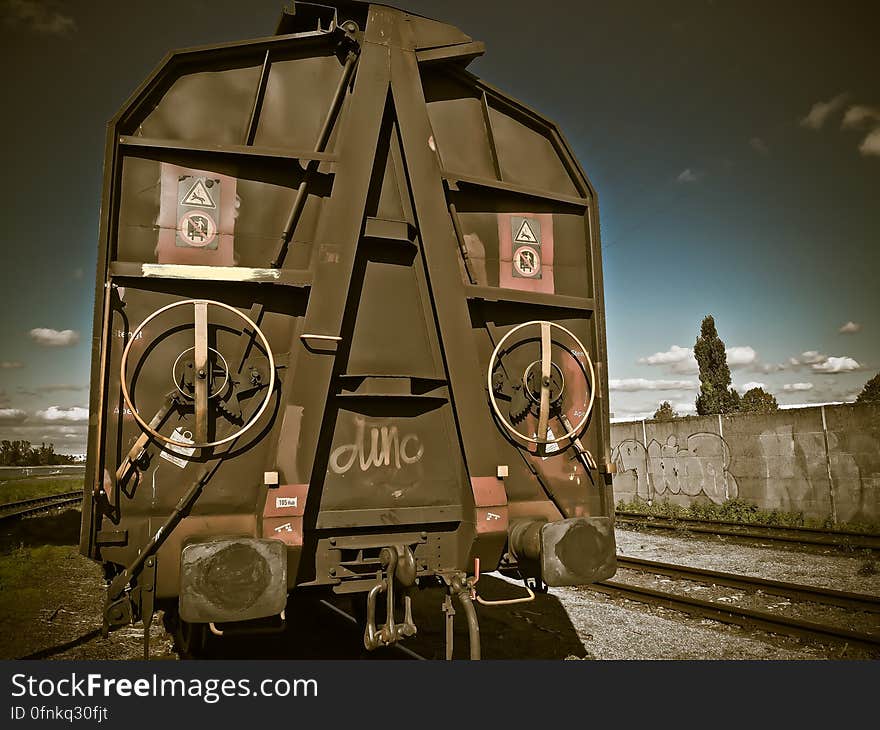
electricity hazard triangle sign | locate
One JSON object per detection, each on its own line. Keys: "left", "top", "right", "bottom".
{"left": 514, "top": 218, "right": 539, "bottom": 244}
{"left": 181, "top": 178, "right": 216, "bottom": 209}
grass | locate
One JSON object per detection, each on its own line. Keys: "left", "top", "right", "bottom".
{"left": 615, "top": 497, "right": 880, "bottom": 534}
{"left": 0, "top": 545, "right": 77, "bottom": 608}
{"left": 0, "top": 477, "right": 83, "bottom": 507}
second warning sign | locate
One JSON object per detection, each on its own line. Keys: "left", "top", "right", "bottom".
{"left": 177, "top": 175, "right": 220, "bottom": 250}
{"left": 498, "top": 213, "right": 555, "bottom": 294}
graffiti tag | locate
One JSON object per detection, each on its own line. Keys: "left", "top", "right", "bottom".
{"left": 612, "top": 432, "right": 738, "bottom": 504}
{"left": 329, "top": 419, "right": 425, "bottom": 475}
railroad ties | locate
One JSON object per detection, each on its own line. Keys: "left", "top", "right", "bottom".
{"left": 588, "top": 556, "right": 880, "bottom": 652}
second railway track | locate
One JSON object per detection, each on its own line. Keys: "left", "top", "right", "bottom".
{"left": 588, "top": 555, "right": 880, "bottom": 651}
{"left": 616, "top": 511, "right": 880, "bottom": 551}
{"left": 0, "top": 492, "right": 83, "bottom": 522}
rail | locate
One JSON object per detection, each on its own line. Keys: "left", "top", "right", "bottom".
{"left": 587, "top": 556, "right": 880, "bottom": 651}
{"left": 615, "top": 511, "right": 880, "bottom": 551}
{"left": 0, "top": 492, "right": 83, "bottom": 522}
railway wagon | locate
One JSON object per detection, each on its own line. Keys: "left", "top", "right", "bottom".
{"left": 81, "top": 0, "right": 616, "bottom": 659}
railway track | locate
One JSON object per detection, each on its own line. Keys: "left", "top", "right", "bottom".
{"left": 615, "top": 511, "right": 880, "bottom": 551}
{"left": 588, "top": 555, "right": 880, "bottom": 651}
{"left": 0, "top": 491, "right": 83, "bottom": 522}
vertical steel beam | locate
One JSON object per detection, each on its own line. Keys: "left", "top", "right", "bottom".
{"left": 286, "top": 6, "right": 393, "bottom": 486}
{"left": 389, "top": 19, "right": 500, "bottom": 480}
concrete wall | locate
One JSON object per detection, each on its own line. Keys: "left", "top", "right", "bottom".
{"left": 610, "top": 403, "right": 880, "bottom": 524}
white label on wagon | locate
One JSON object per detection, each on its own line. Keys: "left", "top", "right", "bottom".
{"left": 160, "top": 427, "right": 196, "bottom": 468}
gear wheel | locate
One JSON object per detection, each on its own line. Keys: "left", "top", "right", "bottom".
{"left": 215, "top": 382, "right": 242, "bottom": 420}
{"left": 508, "top": 384, "right": 532, "bottom": 424}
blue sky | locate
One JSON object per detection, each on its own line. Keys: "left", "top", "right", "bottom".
{"left": 0, "top": 0, "right": 876, "bottom": 451}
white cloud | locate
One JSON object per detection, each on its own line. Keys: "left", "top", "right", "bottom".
{"left": 783, "top": 383, "right": 814, "bottom": 392}
{"left": 639, "top": 344, "right": 756, "bottom": 373}
{"left": 2, "top": 0, "right": 76, "bottom": 36}
{"left": 610, "top": 378, "right": 699, "bottom": 392}
{"left": 841, "top": 105, "right": 880, "bottom": 129}
{"left": 639, "top": 345, "right": 698, "bottom": 374}
{"left": 0, "top": 408, "right": 27, "bottom": 424}
{"left": 800, "top": 93, "right": 848, "bottom": 130}
{"left": 749, "top": 137, "right": 769, "bottom": 154}
{"left": 838, "top": 321, "right": 862, "bottom": 334}
{"left": 811, "top": 356, "right": 861, "bottom": 373}
{"left": 639, "top": 345, "right": 694, "bottom": 366}
{"left": 0, "top": 422, "right": 87, "bottom": 454}
{"left": 726, "top": 346, "right": 757, "bottom": 368}
{"left": 738, "top": 381, "right": 766, "bottom": 392}
{"left": 672, "top": 402, "right": 696, "bottom": 414}
{"left": 0, "top": 361, "right": 23, "bottom": 369}
{"left": 29, "top": 328, "right": 80, "bottom": 347}
{"left": 789, "top": 351, "right": 862, "bottom": 373}
{"left": 34, "top": 405, "right": 89, "bottom": 423}
{"left": 676, "top": 168, "right": 701, "bottom": 183}
{"left": 860, "top": 128, "right": 880, "bottom": 157}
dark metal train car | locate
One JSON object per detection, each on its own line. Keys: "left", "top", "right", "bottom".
{"left": 81, "top": 0, "right": 616, "bottom": 659}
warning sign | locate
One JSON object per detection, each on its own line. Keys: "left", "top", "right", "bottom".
{"left": 498, "top": 212, "right": 554, "bottom": 294}
{"left": 513, "top": 245, "right": 541, "bottom": 277}
{"left": 181, "top": 178, "right": 217, "bottom": 209}
{"left": 515, "top": 218, "right": 539, "bottom": 244}
{"left": 175, "top": 175, "right": 221, "bottom": 250}
{"left": 511, "top": 215, "right": 542, "bottom": 280}
{"left": 178, "top": 210, "right": 217, "bottom": 247}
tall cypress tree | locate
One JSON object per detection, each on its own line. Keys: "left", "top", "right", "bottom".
{"left": 694, "top": 315, "right": 740, "bottom": 415}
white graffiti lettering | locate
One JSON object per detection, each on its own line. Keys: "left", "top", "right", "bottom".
{"left": 329, "top": 419, "right": 425, "bottom": 475}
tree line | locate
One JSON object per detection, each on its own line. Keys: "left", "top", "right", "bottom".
{"left": 0, "top": 441, "right": 77, "bottom": 466}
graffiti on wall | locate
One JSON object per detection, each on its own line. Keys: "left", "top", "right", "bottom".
{"left": 611, "top": 432, "right": 739, "bottom": 504}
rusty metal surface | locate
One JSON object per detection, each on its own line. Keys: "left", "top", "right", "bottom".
{"left": 82, "top": 1, "right": 615, "bottom": 640}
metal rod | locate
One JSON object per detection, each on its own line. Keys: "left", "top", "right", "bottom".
{"left": 480, "top": 90, "right": 502, "bottom": 181}
{"left": 271, "top": 51, "right": 358, "bottom": 269}
{"left": 244, "top": 50, "right": 272, "bottom": 146}
{"left": 114, "top": 393, "right": 178, "bottom": 486}
{"left": 300, "top": 333, "right": 342, "bottom": 343}
{"left": 447, "top": 201, "right": 476, "bottom": 285}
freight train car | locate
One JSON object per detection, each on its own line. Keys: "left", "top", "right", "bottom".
{"left": 81, "top": 0, "right": 616, "bottom": 659}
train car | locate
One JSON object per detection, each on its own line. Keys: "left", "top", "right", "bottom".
{"left": 81, "top": 0, "right": 616, "bottom": 659}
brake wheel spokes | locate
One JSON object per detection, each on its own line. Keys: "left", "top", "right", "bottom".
{"left": 120, "top": 298, "right": 276, "bottom": 452}
{"left": 487, "top": 320, "right": 596, "bottom": 448}
{"left": 193, "top": 300, "right": 210, "bottom": 443}
{"left": 537, "top": 321, "right": 552, "bottom": 444}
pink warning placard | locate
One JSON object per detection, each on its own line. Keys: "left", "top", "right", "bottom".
{"left": 498, "top": 213, "right": 555, "bottom": 294}
{"left": 157, "top": 163, "right": 236, "bottom": 265}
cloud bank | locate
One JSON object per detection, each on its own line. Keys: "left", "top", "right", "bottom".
{"left": 29, "top": 328, "right": 80, "bottom": 347}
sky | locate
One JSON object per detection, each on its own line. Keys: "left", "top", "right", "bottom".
{"left": 0, "top": 0, "right": 877, "bottom": 453}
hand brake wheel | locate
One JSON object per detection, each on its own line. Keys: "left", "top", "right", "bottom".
{"left": 487, "top": 320, "right": 595, "bottom": 446}
{"left": 119, "top": 299, "right": 275, "bottom": 450}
